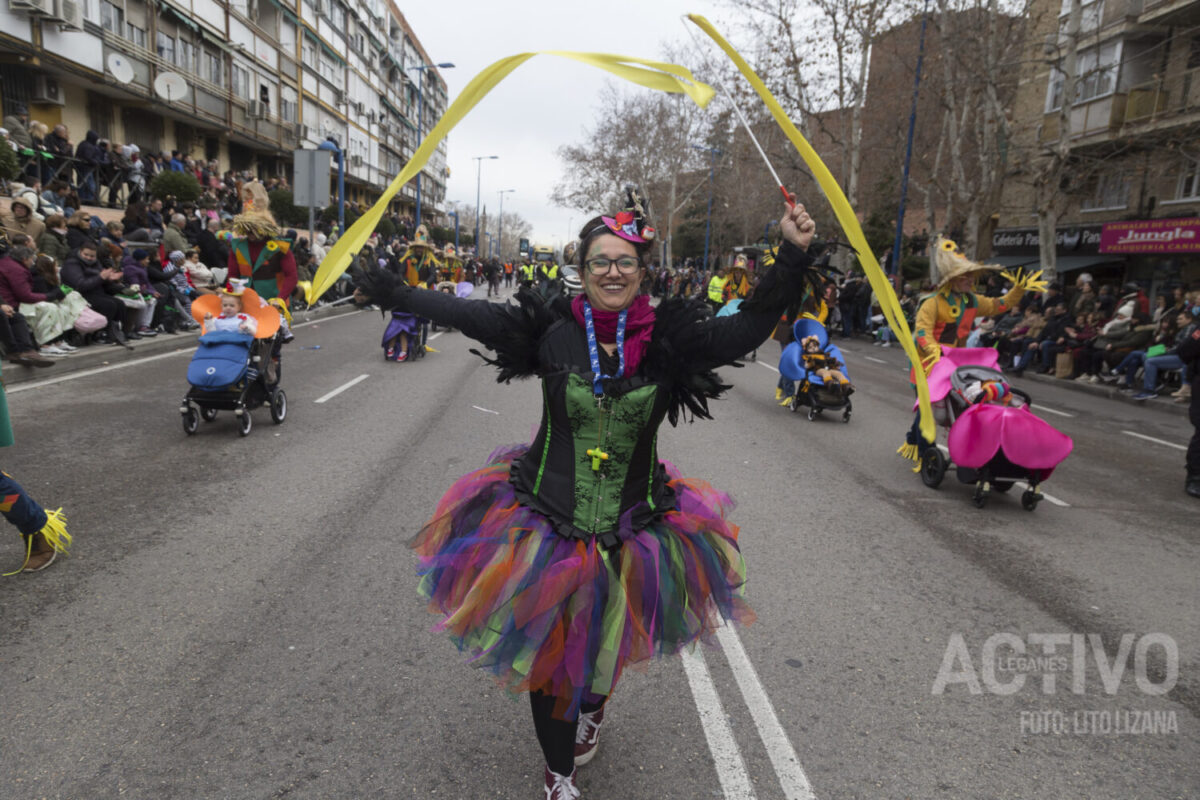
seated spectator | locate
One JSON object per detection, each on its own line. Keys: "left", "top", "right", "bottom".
{"left": 161, "top": 213, "right": 189, "bottom": 255}
{"left": 197, "top": 217, "right": 228, "bottom": 276}
{"left": 1013, "top": 300, "right": 1071, "bottom": 376}
{"left": 145, "top": 198, "right": 165, "bottom": 235}
{"left": 1065, "top": 312, "right": 1099, "bottom": 378}
{"left": 1105, "top": 315, "right": 1178, "bottom": 389}
{"left": 1132, "top": 310, "right": 1196, "bottom": 400}
{"left": 998, "top": 308, "right": 1045, "bottom": 367}
{"left": 37, "top": 214, "right": 70, "bottom": 264}
{"left": 0, "top": 246, "right": 55, "bottom": 367}
{"left": 1069, "top": 277, "right": 1097, "bottom": 318}
{"left": 159, "top": 250, "right": 199, "bottom": 322}
{"left": 65, "top": 210, "right": 97, "bottom": 251}
{"left": 59, "top": 241, "right": 129, "bottom": 346}
{"left": 120, "top": 248, "right": 161, "bottom": 338}
{"left": 1, "top": 192, "right": 44, "bottom": 243}
{"left": 105, "top": 220, "right": 126, "bottom": 248}
{"left": 20, "top": 254, "right": 87, "bottom": 355}
{"left": 1096, "top": 284, "right": 1116, "bottom": 318}
{"left": 40, "top": 179, "right": 71, "bottom": 217}
{"left": 183, "top": 248, "right": 219, "bottom": 293}
{"left": 1080, "top": 321, "right": 1156, "bottom": 382}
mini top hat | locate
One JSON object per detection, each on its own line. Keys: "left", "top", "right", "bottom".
{"left": 594, "top": 185, "right": 656, "bottom": 245}
{"left": 933, "top": 236, "right": 1002, "bottom": 289}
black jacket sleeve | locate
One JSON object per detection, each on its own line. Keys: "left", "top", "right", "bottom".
{"left": 402, "top": 288, "right": 529, "bottom": 350}
{"left": 1177, "top": 324, "right": 1200, "bottom": 369}
{"left": 60, "top": 259, "right": 104, "bottom": 293}
{"left": 671, "top": 240, "right": 816, "bottom": 370}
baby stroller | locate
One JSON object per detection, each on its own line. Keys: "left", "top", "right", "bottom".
{"left": 179, "top": 293, "right": 286, "bottom": 437}
{"left": 779, "top": 316, "right": 852, "bottom": 422}
{"left": 916, "top": 348, "right": 1073, "bottom": 510}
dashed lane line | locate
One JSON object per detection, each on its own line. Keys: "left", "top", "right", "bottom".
{"left": 863, "top": 356, "right": 888, "bottom": 364}
{"left": 314, "top": 374, "right": 369, "bottom": 404}
{"left": 1031, "top": 403, "right": 1075, "bottom": 418}
{"left": 680, "top": 647, "right": 758, "bottom": 800}
{"left": 1122, "top": 430, "right": 1187, "bottom": 452}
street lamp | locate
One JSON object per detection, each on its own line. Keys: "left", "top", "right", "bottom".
{"left": 692, "top": 144, "right": 721, "bottom": 271}
{"left": 473, "top": 155, "right": 498, "bottom": 254}
{"left": 409, "top": 61, "right": 455, "bottom": 228}
{"left": 497, "top": 188, "right": 515, "bottom": 261}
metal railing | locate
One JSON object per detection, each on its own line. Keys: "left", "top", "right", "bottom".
{"left": 1121, "top": 66, "right": 1200, "bottom": 125}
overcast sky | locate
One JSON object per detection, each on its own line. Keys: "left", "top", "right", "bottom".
{"left": 401, "top": 0, "right": 732, "bottom": 250}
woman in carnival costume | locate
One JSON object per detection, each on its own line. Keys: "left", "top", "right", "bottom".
{"left": 353, "top": 188, "right": 819, "bottom": 799}
{"left": 1, "top": 363, "right": 70, "bottom": 575}
{"left": 898, "top": 236, "right": 1046, "bottom": 466}
{"left": 225, "top": 181, "right": 296, "bottom": 344}
{"left": 382, "top": 225, "right": 442, "bottom": 361}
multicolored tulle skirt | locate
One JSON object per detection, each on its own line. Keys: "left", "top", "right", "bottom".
{"left": 411, "top": 444, "right": 755, "bottom": 716}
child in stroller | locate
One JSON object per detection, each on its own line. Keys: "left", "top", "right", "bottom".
{"left": 916, "top": 348, "right": 1073, "bottom": 510}
{"left": 779, "top": 315, "right": 855, "bottom": 421}
{"left": 180, "top": 282, "right": 286, "bottom": 437}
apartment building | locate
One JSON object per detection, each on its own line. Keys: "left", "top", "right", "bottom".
{"left": 0, "top": 0, "right": 447, "bottom": 215}
{"left": 994, "top": 0, "right": 1200, "bottom": 288}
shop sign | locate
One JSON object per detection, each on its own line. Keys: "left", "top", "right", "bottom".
{"left": 992, "top": 225, "right": 1102, "bottom": 256}
{"left": 1099, "top": 218, "right": 1200, "bottom": 254}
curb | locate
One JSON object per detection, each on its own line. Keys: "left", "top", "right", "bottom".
{"left": 1014, "top": 370, "right": 1189, "bottom": 419}
{"left": 3, "top": 303, "right": 359, "bottom": 387}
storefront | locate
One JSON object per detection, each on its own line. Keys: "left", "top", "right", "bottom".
{"left": 989, "top": 224, "right": 1125, "bottom": 284}
{"left": 1099, "top": 217, "right": 1200, "bottom": 293}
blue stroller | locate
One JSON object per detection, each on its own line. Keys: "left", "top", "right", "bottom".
{"left": 179, "top": 330, "right": 287, "bottom": 436}
{"left": 779, "top": 316, "right": 853, "bottom": 422}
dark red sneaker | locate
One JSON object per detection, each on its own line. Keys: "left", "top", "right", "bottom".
{"left": 544, "top": 766, "right": 580, "bottom": 799}
{"left": 574, "top": 705, "right": 605, "bottom": 766}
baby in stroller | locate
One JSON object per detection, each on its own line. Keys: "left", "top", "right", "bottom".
{"left": 180, "top": 281, "right": 286, "bottom": 436}
{"left": 779, "top": 316, "right": 855, "bottom": 422}
{"left": 916, "top": 348, "right": 1073, "bottom": 510}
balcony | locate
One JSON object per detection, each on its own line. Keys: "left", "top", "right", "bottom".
{"left": 1120, "top": 66, "right": 1200, "bottom": 127}
{"left": 1040, "top": 93, "right": 1126, "bottom": 142}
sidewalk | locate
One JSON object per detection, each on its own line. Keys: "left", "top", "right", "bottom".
{"left": 1018, "top": 368, "right": 1190, "bottom": 419}
{"left": 3, "top": 302, "right": 359, "bottom": 388}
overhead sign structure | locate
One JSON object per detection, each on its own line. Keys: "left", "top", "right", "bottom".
{"left": 293, "top": 149, "right": 333, "bottom": 209}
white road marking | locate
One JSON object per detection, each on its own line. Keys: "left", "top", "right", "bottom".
{"left": 7, "top": 309, "right": 363, "bottom": 394}
{"left": 756, "top": 361, "right": 780, "bottom": 373}
{"left": 428, "top": 331, "right": 444, "bottom": 341}
{"left": 1031, "top": 403, "right": 1074, "bottom": 418}
{"left": 471, "top": 405, "right": 499, "bottom": 415}
{"left": 716, "top": 625, "right": 818, "bottom": 800}
{"left": 680, "top": 647, "right": 758, "bottom": 800}
{"left": 1122, "top": 430, "right": 1187, "bottom": 452}
{"left": 314, "top": 374, "right": 369, "bottom": 404}
{"left": 935, "top": 445, "right": 1070, "bottom": 507}
{"left": 863, "top": 356, "right": 887, "bottom": 364}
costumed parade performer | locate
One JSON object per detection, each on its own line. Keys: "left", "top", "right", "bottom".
{"left": 383, "top": 225, "right": 442, "bottom": 360}
{"left": 201, "top": 279, "right": 260, "bottom": 336}
{"left": 1, "top": 362, "right": 70, "bottom": 575}
{"left": 723, "top": 253, "right": 752, "bottom": 304}
{"left": 352, "top": 188, "right": 820, "bottom": 799}
{"left": 226, "top": 180, "right": 297, "bottom": 357}
{"left": 898, "top": 236, "right": 1046, "bottom": 468}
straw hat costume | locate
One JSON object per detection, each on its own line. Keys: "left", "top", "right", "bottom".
{"left": 400, "top": 224, "right": 441, "bottom": 286}
{"left": 227, "top": 181, "right": 297, "bottom": 303}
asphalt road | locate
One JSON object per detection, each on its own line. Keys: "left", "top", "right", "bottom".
{"left": 1, "top": 286, "right": 1196, "bottom": 800}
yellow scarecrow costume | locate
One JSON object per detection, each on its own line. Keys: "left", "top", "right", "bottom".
{"left": 400, "top": 224, "right": 443, "bottom": 287}
{"left": 898, "top": 237, "right": 1047, "bottom": 463}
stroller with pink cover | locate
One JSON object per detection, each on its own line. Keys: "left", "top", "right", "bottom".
{"left": 917, "top": 348, "right": 1073, "bottom": 510}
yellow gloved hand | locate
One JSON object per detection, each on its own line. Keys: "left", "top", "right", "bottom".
{"left": 268, "top": 297, "right": 293, "bottom": 324}
{"left": 920, "top": 350, "right": 941, "bottom": 375}
{"left": 1001, "top": 268, "right": 1049, "bottom": 294}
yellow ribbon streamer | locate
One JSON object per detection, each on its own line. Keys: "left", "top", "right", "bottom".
{"left": 308, "top": 52, "right": 715, "bottom": 304}
{"left": 687, "top": 14, "right": 936, "bottom": 443}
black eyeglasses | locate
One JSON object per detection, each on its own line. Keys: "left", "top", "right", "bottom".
{"left": 585, "top": 256, "right": 640, "bottom": 275}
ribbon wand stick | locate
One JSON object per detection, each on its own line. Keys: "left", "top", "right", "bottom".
{"left": 681, "top": 17, "right": 796, "bottom": 209}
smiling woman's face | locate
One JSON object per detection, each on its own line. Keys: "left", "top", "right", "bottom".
{"left": 583, "top": 233, "right": 642, "bottom": 313}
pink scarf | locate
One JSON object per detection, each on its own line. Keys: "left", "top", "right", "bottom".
{"left": 571, "top": 294, "right": 656, "bottom": 376}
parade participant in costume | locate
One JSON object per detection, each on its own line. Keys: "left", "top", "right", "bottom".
{"left": 382, "top": 225, "right": 442, "bottom": 361}
{"left": 800, "top": 333, "right": 852, "bottom": 393}
{"left": 353, "top": 188, "right": 819, "bottom": 799}
{"left": 1, "top": 363, "right": 70, "bottom": 574}
{"left": 723, "top": 254, "right": 752, "bottom": 304}
{"left": 226, "top": 181, "right": 296, "bottom": 344}
{"left": 898, "top": 237, "right": 1046, "bottom": 465}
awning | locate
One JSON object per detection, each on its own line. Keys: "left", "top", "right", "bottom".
{"left": 987, "top": 254, "right": 1125, "bottom": 272}
{"left": 158, "top": 1, "right": 200, "bottom": 32}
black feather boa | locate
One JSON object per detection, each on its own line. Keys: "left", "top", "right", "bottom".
{"left": 351, "top": 264, "right": 409, "bottom": 311}
{"left": 470, "top": 288, "right": 729, "bottom": 426}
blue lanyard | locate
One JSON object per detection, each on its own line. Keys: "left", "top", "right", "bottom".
{"left": 583, "top": 300, "right": 627, "bottom": 397}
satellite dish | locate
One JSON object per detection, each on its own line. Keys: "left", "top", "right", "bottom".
{"left": 154, "top": 71, "right": 189, "bottom": 103}
{"left": 107, "top": 53, "right": 134, "bottom": 85}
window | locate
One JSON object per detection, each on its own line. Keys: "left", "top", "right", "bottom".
{"left": 1059, "top": 0, "right": 1103, "bottom": 32}
{"left": 231, "top": 63, "right": 250, "bottom": 99}
{"left": 125, "top": 22, "right": 145, "bottom": 48}
{"left": 203, "top": 49, "right": 223, "bottom": 87}
{"left": 156, "top": 31, "right": 175, "bottom": 64}
{"left": 1045, "top": 40, "right": 1121, "bottom": 111}
{"left": 328, "top": 1, "right": 346, "bottom": 29}
{"left": 1189, "top": 37, "right": 1200, "bottom": 70}
{"left": 1081, "top": 172, "right": 1130, "bottom": 210}
{"left": 99, "top": 0, "right": 123, "bottom": 34}
{"left": 279, "top": 20, "right": 297, "bottom": 55}
{"left": 280, "top": 96, "right": 297, "bottom": 122}
{"left": 302, "top": 38, "right": 317, "bottom": 68}
{"left": 1178, "top": 162, "right": 1200, "bottom": 201}
{"left": 176, "top": 40, "right": 196, "bottom": 73}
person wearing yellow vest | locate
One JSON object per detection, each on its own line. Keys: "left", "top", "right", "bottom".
{"left": 706, "top": 267, "right": 728, "bottom": 314}
{"left": 519, "top": 260, "right": 536, "bottom": 287}
{"left": 897, "top": 236, "right": 1046, "bottom": 466}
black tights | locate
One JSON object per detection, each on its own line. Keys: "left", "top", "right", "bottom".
{"left": 529, "top": 691, "right": 606, "bottom": 775}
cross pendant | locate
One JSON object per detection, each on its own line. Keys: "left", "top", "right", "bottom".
{"left": 586, "top": 447, "right": 609, "bottom": 472}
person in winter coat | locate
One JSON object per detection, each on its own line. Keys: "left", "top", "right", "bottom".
{"left": 65, "top": 211, "right": 98, "bottom": 252}
{"left": 59, "top": 241, "right": 129, "bottom": 345}
{"left": 36, "top": 215, "right": 71, "bottom": 265}
{"left": 1, "top": 193, "right": 44, "bottom": 244}
{"left": 0, "top": 246, "right": 56, "bottom": 366}
{"left": 73, "top": 130, "right": 105, "bottom": 204}
{"left": 196, "top": 217, "right": 228, "bottom": 277}
{"left": 120, "top": 249, "right": 161, "bottom": 336}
